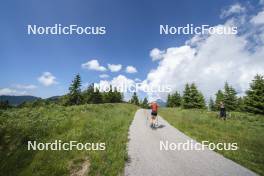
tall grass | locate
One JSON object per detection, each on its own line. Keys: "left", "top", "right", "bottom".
{"left": 159, "top": 108, "right": 264, "bottom": 175}
{"left": 0, "top": 103, "right": 137, "bottom": 176}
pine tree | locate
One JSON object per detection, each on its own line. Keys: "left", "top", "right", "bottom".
{"left": 209, "top": 97, "right": 215, "bottom": 111}
{"left": 182, "top": 84, "right": 192, "bottom": 108}
{"left": 83, "top": 83, "right": 103, "bottom": 104}
{"left": 215, "top": 90, "right": 224, "bottom": 110}
{"left": 237, "top": 97, "right": 244, "bottom": 112}
{"left": 244, "top": 74, "right": 264, "bottom": 114}
{"left": 130, "top": 92, "right": 139, "bottom": 105}
{"left": 67, "top": 74, "right": 82, "bottom": 105}
{"left": 170, "top": 91, "right": 182, "bottom": 107}
{"left": 92, "top": 88, "right": 103, "bottom": 104}
{"left": 102, "top": 85, "right": 122, "bottom": 103}
{"left": 112, "top": 88, "right": 123, "bottom": 103}
{"left": 167, "top": 94, "right": 172, "bottom": 107}
{"left": 182, "top": 83, "right": 205, "bottom": 109}
{"left": 223, "top": 82, "right": 237, "bottom": 111}
{"left": 141, "top": 97, "right": 149, "bottom": 108}
{"left": 197, "top": 91, "right": 206, "bottom": 109}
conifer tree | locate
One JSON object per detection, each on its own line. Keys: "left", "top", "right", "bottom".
{"left": 83, "top": 83, "right": 102, "bottom": 104}
{"left": 112, "top": 87, "right": 123, "bottom": 103}
{"left": 67, "top": 74, "right": 82, "bottom": 105}
{"left": 141, "top": 97, "right": 149, "bottom": 108}
{"left": 209, "top": 97, "right": 215, "bottom": 111}
{"left": 236, "top": 97, "right": 244, "bottom": 112}
{"left": 182, "top": 83, "right": 192, "bottom": 108}
{"left": 83, "top": 83, "right": 94, "bottom": 103}
{"left": 215, "top": 90, "right": 224, "bottom": 110}
{"left": 171, "top": 91, "right": 182, "bottom": 107}
{"left": 244, "top": 74, "right": 264, "bottom": 114}
{"left": 168, "top": 91, "right": 182, "bottom": 107}
{"left": 182, "top": 83, "right": 205, "bottom": 109}
{"left": 167, "top": 94, "right": 172, "bottom": 107}
{"left": 223, "top": 82, "right": 237, "bottom": 111}
{"left": 92, "top": 88, "right": 103, "bottom": 104}
{"left": 130, "top": 92, "right": 139, "bottom": 105}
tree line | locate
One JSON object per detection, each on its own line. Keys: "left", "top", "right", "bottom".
{"left": 0, "top": 100, "right": 11, "bottom": 110}
{"left": 61, "top": 74, "right": 123, "bottom": 106}
{"left": 1, "top": 74, "right": 263, "bottom": 115}
{"left": 0, "top": 74, "right": 123, "bottom": 108}
{"left": 167, "top": 74, "right": 264, "bottom": 115}
{"left": 167, "top": 83, "right": 206, "bottom": 109}
{"left": 129, "top": 92, "right": 149, "bottom": 108}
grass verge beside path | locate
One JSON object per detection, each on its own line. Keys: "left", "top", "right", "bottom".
{"left": 0, "top": 103, "right": 138, "bottom": 176}
{"left": 159, "top": 108, "right": 264, "bottom": 176}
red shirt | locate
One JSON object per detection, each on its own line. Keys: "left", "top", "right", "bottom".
{"left": 151, "top": 103, "right": 158, "bottom": 112}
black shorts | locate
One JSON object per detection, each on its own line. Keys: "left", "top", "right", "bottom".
{"left": 151, "top": 111, "right": 157, "bottom": 116}
{"left": 220, "top": 108, "right": 226, "bottom": 117}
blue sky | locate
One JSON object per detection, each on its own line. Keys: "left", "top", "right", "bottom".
{"left": 0, "top": 0, "right": 263, "bottom": 99}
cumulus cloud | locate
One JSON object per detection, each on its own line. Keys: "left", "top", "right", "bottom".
{"left": 111, "top": 75, "right": 135, "bottom": 88}
{"left": 15, "top": 84, "right": 37, "bottom": 90}
{"left": 97, "top": 74, "right": 135, "bottom": 100}
{"left": 134, "top": 78, "right": 141, "bottom": 82}
{"left": 126, "top": 66, "right": 137, "bottom": 73}
{"left": 99, "top": 74, "right": 109, "bottom": 78}
{"left": 144, "top": 6, "right": 264, "bottom": 101}
{"left": 97, "top": 75, "right": 135, "bottom": 90}
{"left": 81, "top": 59, "right": 107, "bottom": 71}
{"left": 0, "top": 88, "right": 27, "bottom": 95}
{"left": 150, "top": 48, "right": 165, "bottom": 61}
{"left": 107, "top": 64, "right": 122, "bottom": 72}
{"left": 220, "top": 3, "right": 246, "bottom": 18}
{"left": 38, "top": 72, "right": 57, "bottom": 86}
{"left": 251, "top": 11, "right": 264, "bottom": 25}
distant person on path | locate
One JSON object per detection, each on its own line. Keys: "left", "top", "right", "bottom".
{"left": 219, "top": 101, "right": 226, "bottom": 120}
{"left": 149, "top": 101, "right": 159, "bottom": 127}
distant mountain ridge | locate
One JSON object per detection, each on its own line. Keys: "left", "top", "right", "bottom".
{"left": 156, "top": 99, "right": 166, "bottom": 107}
{"left": 0, "top": 95, "right": 41, "bottom": 106}
{"left": 46, "top": 96, "right": 62, "bottom": 101}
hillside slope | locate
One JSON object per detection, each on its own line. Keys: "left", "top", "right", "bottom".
{"left": 0, "top": 103, "right": 137, "bottom": 176}
{"left": 0, "top": 95, "right": 40, "bottom": 106}
{"left": 159, "top": 108, "right": 264, "bottom": 175}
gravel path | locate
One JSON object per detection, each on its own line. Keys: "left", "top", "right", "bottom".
{"left": 124, "top": 109, "right": 257, "bottom": 176}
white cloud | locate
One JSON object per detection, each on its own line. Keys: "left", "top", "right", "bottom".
{"left": 111, "top": 75, "right": 135, "bottom": 88}
{"left": 144, "top": 6, "right": 264, "bottom": 102}
{"left": 107, "top": 64, "right": 122, "bottom": 72}
{"left": 15, "top": 84, "right": 37, "bottom": 90}
{"left": 134, "top": 78, "right": 141, "bottom": 82}
{"left": 97, "top": 74, "right": 135, "bottom": 101}
{"left": 220, "top": 3, "right": 246, "bottom": 18}
{"left": 126, "top": 66, "right": 137, "bottom": 73}
{"left": 81, "top": 59, "right": 107, "bottom": 71}
{"left": 0, "top": 88, "right": 27, "bottom": 96}
{"left": 99, "top": 74, "right": 110, "bottom": 78}
{"left": 97, "top": 75, "right": 135, "bottom": 90}
{"left": 38, "top": 72, "right": 57, "bottom": 86}
{"left": 251, "top": 10, "right": 264, "bottom": 25}
{"left": 150, "top": 48, "right": 165, "bottom": 61}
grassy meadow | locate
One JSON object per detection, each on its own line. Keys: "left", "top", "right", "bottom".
{"left": 159, "top": 108, "right": 264, "bottom": 175}
{"left": 0, "top": 103, "right": 138, "bottom": 176}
